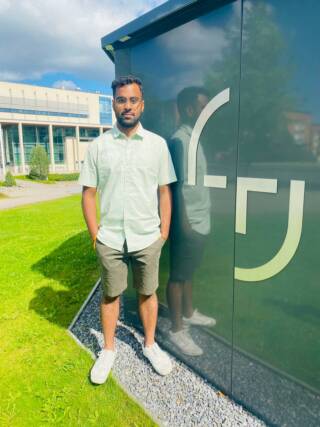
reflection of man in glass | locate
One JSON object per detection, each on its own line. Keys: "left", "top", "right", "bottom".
{"left": 167, "top": 87, "right": 216, "bottom": 356}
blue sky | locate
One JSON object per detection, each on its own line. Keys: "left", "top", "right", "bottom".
{"left": 0, "top": 0, "right": 167, "bottom": 95}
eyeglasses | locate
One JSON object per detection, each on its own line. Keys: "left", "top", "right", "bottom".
{"left": 115, "top": 96, "right": 142, "bottom": 105}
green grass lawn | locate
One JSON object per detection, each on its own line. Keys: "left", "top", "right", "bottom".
{"left": 0, "top": 195, "right": 156, "bottom": 427}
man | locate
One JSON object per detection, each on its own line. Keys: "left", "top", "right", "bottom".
{"left": 167, "top": 87, "right": 216, "bottom": 357}
{"left": 79, "top": 76, "right": 176, "bottom": 384}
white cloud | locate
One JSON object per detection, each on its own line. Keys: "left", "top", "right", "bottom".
{"left": 156, "top": 20, "right": 229, "bottom": 94}
{"left": 163, "top": 20, "right": 227, "bottom": 68}
{"left": 0, "top": 71, "right": 25, "bottom": 81}
{"left": 52, "top": 80, "right": 79, "bottom": 90}
{"left": 0, "top": 0, "right": 167, "bottom": 83}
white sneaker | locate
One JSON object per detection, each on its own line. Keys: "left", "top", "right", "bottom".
{"left": 90, "top": 349, "right": 116, "bottom": 384}
{"left": 143, "top": 342, "right": 173, "bottom": 376}
{"left": 168, "top": 328, "right": 203, "bottom": 356}
{"left": 183, "top": 309, "right": 216, "bottom": 327}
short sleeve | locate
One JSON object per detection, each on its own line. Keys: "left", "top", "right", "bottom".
{"left": 158, "top": 140, "right": 177, "bottom": 186}
{"left": 78, "top": 142, "right": 98, "bottom": 187}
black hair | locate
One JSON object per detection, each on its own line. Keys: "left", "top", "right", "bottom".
{"left": 111, "top": 75, "right": 143, "bottom": 97}
{"left": 177, "top": 86, "right": 210, "bottom": 121}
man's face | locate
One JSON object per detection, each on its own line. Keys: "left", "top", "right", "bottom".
{"left": 185, "top": 93, "right": 209, "bottom": 125}
{"left": 113, "top": 83, "right": 144, "bottom": 128}
{"left": 189, "top": 93, "right": 209, "bottom": 120}
{"left": 195, "top": 94, "right": 209, "bottom": 116}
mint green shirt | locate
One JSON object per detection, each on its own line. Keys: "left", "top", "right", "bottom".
{"left": 170, "top": 124, "right": 211, "bottom": 235}
{"left": 79, "top": 123, "right": 176, "bottom": 251}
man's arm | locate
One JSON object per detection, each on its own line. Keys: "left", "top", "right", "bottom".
{"left": 168, "top": 138, "right": 191, "bottom": 235}
{"left": 159, "top": 184, "right": 172, "bottom": 240}
{"left": 81, "top": 186, "right": 98, "bottom": 242}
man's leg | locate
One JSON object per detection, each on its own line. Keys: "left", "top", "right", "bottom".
{"left": 132, "top": 238, "right": 164, "bottom": 346}
{"left": 139, "top": 290, "right": 172, "bottom": 375}
{"left": 166, "top": 279, "right": 203, "bottom": 356}
{"left": 132, "top": 238, "right": 172, "bottom": 375}
{"left": 90, "top": 294, "right": 119, "bottom": 384}
{"left": 182, "top": 280, "right": 194, "bottom": 319}
{"left": 166, "top": 234, "right": 203, "bottom": 356}
{"left": 139, "top": 293, "right": 158, "bottom": 347}
{"left": 182, "top": 277, "right": 216, "bottom": 327}
{"left": 101, "top": 295, "right": 120, "bottom": 350}
{"left": 166, "top": 280, "right": 184, "bottom": 332}
{"left": 91, "top": 241, "right": 127, "bottom": 384}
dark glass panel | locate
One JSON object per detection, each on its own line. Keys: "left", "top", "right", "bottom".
{"left": 233, "top": 1, "right": 320, "bottom": 425}
{"left": 120, "top": 0, "right": 242, "bottom": 394}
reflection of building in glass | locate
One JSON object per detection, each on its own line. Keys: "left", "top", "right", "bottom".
{"left": 286, "top": 111, "right": 320, "bottom": 159}
{"left": 0, "top": 82, "right": 114, "bottom": 178}
{"left": 286, "top": 111, "right": 312, "bottom": 147}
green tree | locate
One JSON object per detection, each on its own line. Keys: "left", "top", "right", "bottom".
{"left": 204, "top": 1, "right": 314, "bottom": 163}
{"left": 29, "top": 145, "right": 50, "bottom": 180}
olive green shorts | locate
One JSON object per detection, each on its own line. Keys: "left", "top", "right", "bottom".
{"left": 96, "top": 237, "right": 166, "bottom": 298}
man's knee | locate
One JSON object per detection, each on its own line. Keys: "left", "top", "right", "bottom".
{"left": 139, "top": 292, "right": 157, "bottom": 302}
{"left": 101, "top": 294, "right": 120, "bottom": 305}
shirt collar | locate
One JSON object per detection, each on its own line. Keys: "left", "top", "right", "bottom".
{"left": 112, "top": 122, "right": 145, "bottom": 140}
{"left": 180, "top": 123, "right": 193, "bottom": 136}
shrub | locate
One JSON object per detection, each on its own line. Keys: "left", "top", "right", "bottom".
{"left": 48, "top": 173, "right": 79, "bottom": 182}
{"left": 29, "top": 145, "right": 50, "bottom": 180}
{"left": 4, "top": 171, "right": 16, "bottom": 187}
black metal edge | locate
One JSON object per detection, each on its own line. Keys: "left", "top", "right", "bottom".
{"left": 100, "top": 0, "right": 233, "bottom": 62}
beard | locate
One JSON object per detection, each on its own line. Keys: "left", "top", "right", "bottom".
{"left": 116, "top": 113, "right": 141, "bottom": 128}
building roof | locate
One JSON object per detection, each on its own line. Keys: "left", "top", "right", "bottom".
{"left": 0, "top": 81, "right": 111, "bottom": 97}
{"left": 101, "top": 0, "right": 223, "bottom": 62}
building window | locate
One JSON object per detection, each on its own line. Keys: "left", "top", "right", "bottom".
{"left": 0, "top": 107, "right": 88, "bottom": 119}
{"left": 0, "top": 94, "right": 89, "bottom": 118}
{"left": 79, "top": 127, "right": 99, "bottom": 141}
{"left": 99, "top": 96, "right": 112, "bottom": 125}
{"left": 53, "top": 127, "right": 76, "bottom": 164}
{"left": 2, "top": 125, "right": 20, "bottom": 166}
{"left": 23, "top": 125, "right": 50, "bottom": 163}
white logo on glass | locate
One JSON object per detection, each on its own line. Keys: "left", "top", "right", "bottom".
{"left": 187, "top": 88, "right": 305, "bottom": 282}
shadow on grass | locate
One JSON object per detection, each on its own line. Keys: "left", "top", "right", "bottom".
{"left": 29, "top": 231, "right": 98, "bottom": 329}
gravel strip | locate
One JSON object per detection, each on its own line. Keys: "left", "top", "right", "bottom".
{"left": 70, "top": 283, "right": 265, "bottom": 427}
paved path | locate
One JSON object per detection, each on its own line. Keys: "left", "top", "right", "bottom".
{"left": 0, "top": 179, "right": 81, "bottom": 210}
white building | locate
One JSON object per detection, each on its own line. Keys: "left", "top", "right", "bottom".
{"left": 0, "top": 81, "right": 114, "bottom": 178}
